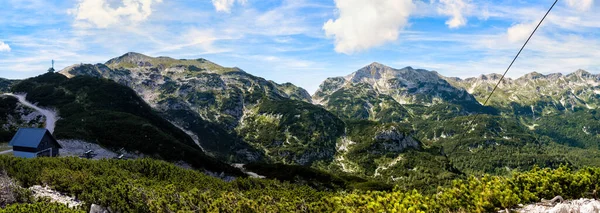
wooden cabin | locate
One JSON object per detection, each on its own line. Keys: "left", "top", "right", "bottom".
{"left": 9, "top": 128, "right": 61, "bottom": 158}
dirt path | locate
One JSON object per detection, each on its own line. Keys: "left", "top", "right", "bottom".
{"left": 1, "top": 93, "right": 58, "bottom": 133}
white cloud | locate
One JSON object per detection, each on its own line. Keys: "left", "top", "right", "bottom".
{"left": 150, "top": 29, "right": 224, "bottom": 54}
{"left": 219, "top": 0, "right": 321, "bottom": 37}
{"left": 507, "top": 22, "right": 537, "bottom": 43}
{"left": 212, "top": 0, "right": 247, "bottom": 13}
{"left": 437, "top": 0, "right": 472, "bottom": 29}
{"left": 70, "top": 0, "right": 163, "bottom": 28}
{"left": 0, "top": 41, "right": 10, "bottom": 52}
{"left": 323, "top": 0, "right": 415, "bottom": 54}
{"left": 565, "top": 0, "right": 594, "bottom": 11}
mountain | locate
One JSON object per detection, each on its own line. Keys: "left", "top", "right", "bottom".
{"left": 270, "top": 81, "right": 312, "bottom": 102}
{"left": 312, "top": 63, "right": 600, "bottom": 175}
{"left": 443, "top": 70, "right": 600, "bottom": 150}
{"left": 53, "top": 54, "right": 600, "bottom": 187}
{"left": 55, "top": 53, "right": 462, "bottom": 187}
{"left": 444, "top": 70, "right": 600, "bottom": 117}
{"left": 4, "top": 58, "right": 600, "bottom": 212}
{"left": 313, "top": 63, "right": 487, "bottom": 122}
{"left": 59, "top": 52, "right": 341, "bottom": 164}
{"left": 5, "top": 72, "right": 243, "bottom": 176}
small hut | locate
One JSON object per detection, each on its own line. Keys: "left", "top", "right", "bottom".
{"left": 9, "top": 128, "right": 61, "bottom": 158}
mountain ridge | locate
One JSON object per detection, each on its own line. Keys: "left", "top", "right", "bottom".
{"left": 48, "top": 53, "right": 600, "bottom": 186}
{"left": 59, "top": 52, "right": 344, "bottom": 165}
{"left": 55, "top": 53, "right": 463, "bottom": 185}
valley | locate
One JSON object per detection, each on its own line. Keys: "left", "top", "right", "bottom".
{"left": 1, "top": 52, "right": 600, "bottom": 212}
{"left": 51, "top": 53, "right": 600, "bottom": 179}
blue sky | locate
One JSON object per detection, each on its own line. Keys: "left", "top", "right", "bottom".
{"left": 0, "top": 0, "right": 599, "bottom": 93}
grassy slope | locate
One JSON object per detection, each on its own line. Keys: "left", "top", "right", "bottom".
{"left": 338, "top": 120, "right": 462, "bottom": 192}
{"left": 237, "top": 98, "right": 345, "bottom": 165}
{"left": 412, "top": 114, "right": 579, "bottom": 175}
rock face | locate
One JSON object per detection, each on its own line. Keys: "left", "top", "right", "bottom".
{"left": 313, "top": 63, "right": 483, "bottom": 121}
{"left": 374, "top": 126, "right": 421, "bottom": 152}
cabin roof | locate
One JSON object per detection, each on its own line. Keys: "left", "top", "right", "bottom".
{"left": 9, "top": 128, "right": 61, "bottom": 148}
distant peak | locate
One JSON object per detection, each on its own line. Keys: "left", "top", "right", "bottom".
{"left": 522, "top": 72, "right": 545, "bottom": 80}
{"left": 566, "top": 69, "right": 593, "bottom": 78}
{"left": 106, "top": 52, "right": 154, "bottom": 66}
{"left": 121, "top": 52, "right": 151, "bottom": 59}
{"left": 478, "top": 73, "right": 503, "bottom": 80}
{"left": 366, "top": 62, "right": 387, "bottom": 68}
{"left": 546, "top": 73, "right": 563, "bottom": 78}
{"left": 575, "top": 69, "right": 591, "bottom": 76}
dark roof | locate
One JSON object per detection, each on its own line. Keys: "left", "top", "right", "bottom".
{"left": 9, "top": 128, "right": 60, "bottom": 148}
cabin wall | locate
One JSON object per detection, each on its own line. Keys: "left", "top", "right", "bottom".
{"left": 52, "top": 147, "right": 59, "bottom": 157}
{"left": 37, "top": 134, "right": 60, "bottom": 157}
{"left": 13, "top": 151, "right": 36, "bottom": 158}
{"left": 38, "top": 135, "right": 52, "bottom": 151}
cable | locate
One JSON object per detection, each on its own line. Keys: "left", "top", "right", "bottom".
{"left": 480, "top": 0, "right": 559, "bottom": 107}
{"left": 449, "top": 0, "right": 561, "bottom": 157}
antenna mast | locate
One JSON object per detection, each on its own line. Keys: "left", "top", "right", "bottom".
{"left": 48, "top": 59, "right": 55, "bottom": 73}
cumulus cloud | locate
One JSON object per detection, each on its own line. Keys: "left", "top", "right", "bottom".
{"left": 565, "top": 0, "right": 594, "bottom": 11}
{"left": 0, "top": 41, "right": 10, "bottom": 52}
{"left": 212, "top": 0, "right": 247, "bottom": 13}
{"left": 437, "top": 0, "right": 472, "bottom": 29}
{"left": 323, "top": 0, "right": 415, "bottom": 54}
{"left": 507, "top": 22, "right": 537, "bottom": 43}
{"left": 70, "top": 0, "right": 163, "bottom": 28}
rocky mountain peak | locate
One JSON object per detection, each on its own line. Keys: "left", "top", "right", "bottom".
{"left": 521, "top": 72, "right": 545, "bottom": 80}
{"left": 350, "top": 63, "right": 434, "bottom": 84}
{"left": 105, "top": 52, "right": 156, "bottom": 67}
{"left": 546, "top": 73, "right": 563, "bottom": 79}
{"left": 573, "top": 69, "right": 592, "bottom": 78}
{"left": 349, "top": 63, "right": 386, "bottom": 82}
{"left": 367, "top": 62, "right": 386, "bottom": 68}
{"left": 477, "top": 73, "right": 504, "bottom": 81}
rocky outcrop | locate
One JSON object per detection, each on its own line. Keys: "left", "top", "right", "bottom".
{"left": 374, "top": 126, "right": 421, "bottom": 152}
{"left": 29, "top": 185, "right": 82, "bottom": 208}
{"left": 89, "top": 203, "right": 117, "bottom": 213}
{"left": 514, "top": 198, "right": 600, "bottom": 213}
{"left": 272, "top": 82, "right": 312, "bottom": 103}
{"left": 0, "top": 172, "right": 20, "bottom": 207}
